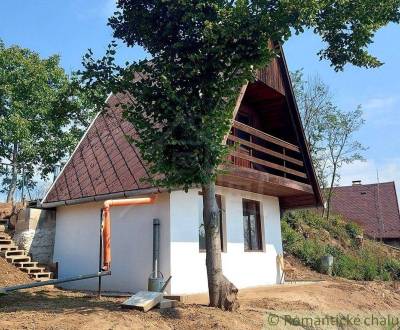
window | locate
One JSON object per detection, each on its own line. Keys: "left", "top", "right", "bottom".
{"left": 242, "top": 199, "right": 263, "bottom": 251}
{"left": 199, "top": 194, "right": 225, "bottom": 252}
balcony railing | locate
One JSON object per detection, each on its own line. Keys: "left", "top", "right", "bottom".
{"left": 227, "top": 121, "right": 307, "bottom": 180}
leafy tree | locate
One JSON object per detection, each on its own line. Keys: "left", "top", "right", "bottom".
{"left": 0, "top": 40, "right": 94, "bottom": 203}
{"left": 292, "top": 72, "right": 366, "bottom": 219}
{"left": 324, "top": 107, "right": 366, "bottom": 220}
{"left": 80, "top": 0, "right": 400, "bottom": 310}
{"left": 291, "top": 70, "right": 335, "bottom": 191}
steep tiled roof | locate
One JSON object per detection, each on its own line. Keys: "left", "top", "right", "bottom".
{"left": 329, "top": 182, "right": 400, "bottom": 239}
{"left": 43, "top": 94, "right": 153, "bottom": 204}
{"left": 42, "top": 46, "right": 322, "bottom": 207}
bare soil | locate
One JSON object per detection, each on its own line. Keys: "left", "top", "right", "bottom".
{"left": 0, "top": 279, "right": 399, "bottom": 329}
{"left": 1, "top": 255, "right": 400, "bottom": 329}
{"left": 0, "top": 258, "right": 32, "bottom": 287}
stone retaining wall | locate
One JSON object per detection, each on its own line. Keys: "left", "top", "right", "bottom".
{"left": 13, "top": 208, "right": 56, "bottom": 265}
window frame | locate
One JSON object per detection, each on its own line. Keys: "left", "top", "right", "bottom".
{"left": 242, "top": 199, "right": 265, "bottom": 252}
{"left": 198, "top": 193, "right": 227, "bottom": 253}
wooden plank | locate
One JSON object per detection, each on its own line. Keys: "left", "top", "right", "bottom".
{"left": 280, "top": 194, "right": 318, "bottom": 209}
{"left": 121, "top": 291, "right": 163, "bottom": 312}
{"left": 217, "top": 166, "right": 314, "bottom": 195}
{"left": 232, "top": 121, "right": 300, "bottom": 152}
{"left": 255, "top": 45, "right": 286, "bottom": 95}
{"left": 228, "top": 135, "right": 304, "bottom": 166}
{"left": 230, "top": 152, "right": 307, "bottom": 179}
{"left": 222, "top": 83, "right": 248, "bottom": 144}
{"left": 221, "top": 165, "right": 310, "bottom": 192}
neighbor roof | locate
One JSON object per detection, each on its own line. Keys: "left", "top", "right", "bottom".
{"left": 329, "top": 182, "right": 400, "bottom": 239}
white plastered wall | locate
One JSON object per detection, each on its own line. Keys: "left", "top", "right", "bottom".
{"left": 53, "top": 192, "right": 170, "bottom": 293}
{"left": 169, "top": 186, "right": 283, "bottom": 295}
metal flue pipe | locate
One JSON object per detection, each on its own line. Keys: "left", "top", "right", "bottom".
{"left": 152, "top": 218, "right": 160, "bottom": 276}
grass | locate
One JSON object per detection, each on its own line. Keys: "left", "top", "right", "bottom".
{"left": 282, "top": 210, "right": 400, "bottom": 281}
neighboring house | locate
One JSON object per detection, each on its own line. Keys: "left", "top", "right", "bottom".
{"left": 330, "top": 181, "right": 400, "bottom": 247}
{"left": 39, "top": 46, "right": 322, "bottom": 295}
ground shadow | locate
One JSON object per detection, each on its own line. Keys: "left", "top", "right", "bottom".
{"left": 0, "top": 289, "right": 124, "bottom": 315}
{"left": 0, "top": 289, "right": 185, "bottom": 319}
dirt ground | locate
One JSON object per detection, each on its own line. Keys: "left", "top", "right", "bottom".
{"left": 0, "top": 258, "right": 32, "bottom": 287}
{"left": 1, "top": 254, "right": 400, "bottom": 329}
{"left": 1, "top": 278, "right": 400, "bottom": 330}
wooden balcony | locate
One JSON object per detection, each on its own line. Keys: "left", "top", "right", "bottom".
{"left": 217, "top": 121, "right": 315, "bottom": 204}
{"left": 228, "top": 120, "right": 307, "bottom": 180}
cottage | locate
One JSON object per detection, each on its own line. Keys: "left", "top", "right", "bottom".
{"left": 40, "top": 46, "right": 322, "bottom": 295}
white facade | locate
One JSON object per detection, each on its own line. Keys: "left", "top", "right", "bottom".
{"left": 53, "top": 193, "right": 171, "bottom": 292}
{"left": 53, "top": 186, "right": 283, "bottom": 294}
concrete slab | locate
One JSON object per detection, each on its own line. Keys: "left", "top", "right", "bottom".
{"left": 157, "top": 299, "right": 178, "bottom": 309}
{"left": 121, "top": 291, "right": 163, "bottom": 312}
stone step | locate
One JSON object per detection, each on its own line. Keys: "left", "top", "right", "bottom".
{"left": 20, "top": 266, "right": 45, "bottom": 274}
{"left": 14, "top": 261, "right": 38, "bottom": 268}
{"left": 8, "top": 255, "right": 31, "bottom": 263}
{"left": 3, "top": 250, "right": 26, "bottom": 257}
{"left": 0, "top": 239, "right": 12, "bottom": 245}
{"left": 0, "top": 245, "right": 18, "bottom": 252}
{"left": 35, "top": 277, "right": 53, "bottom": 282}
{"left": 0, "top": 233, "right": 10, "bottom": 240}
{"left": 30, "top": 272, "right": 52, "bottom": 280}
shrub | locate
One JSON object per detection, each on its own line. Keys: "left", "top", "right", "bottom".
{"left": 281, "top": 220, "right": 302, "bottom": 253}
{"left": 345, "top": 222, "right": 363, "bottom": 239}
{"left": 383, "top": 259, "right": 400, "bottom": 280}
{"left": 325, "top": 245, "right": 344, "bottom": 258}
{"left": 332, "top": 254, "right": 361, "bottom": 280}
{"left": 294, "top": 240, "right": 325, "bottom": 270}
{"left": 361, "top": 260, "right": 379, "bottom": 280}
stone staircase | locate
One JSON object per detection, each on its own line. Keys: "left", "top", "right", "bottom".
{"left": 0, "top": 219, "right": 52, "bottom": 282}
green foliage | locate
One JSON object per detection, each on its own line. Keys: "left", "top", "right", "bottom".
{"left": 282, "top": 210, "right": 400, "bottom": 281}
{"left": 291, "top": 71, "right": 367, "bottom": 221}
{"left": 80, "top": 0, "right": 400, "bottom": 191}
{"left": 345, "top": 222, "right": 363, "bottom": 239}
{"left": 0, "top": 41, "right": 95, "bottom": 200}
{"left": 296, "top": 240, "right": 325, "bottom": 269}
{"left": 383, "top": 259, "right": 400, "bottom": 280}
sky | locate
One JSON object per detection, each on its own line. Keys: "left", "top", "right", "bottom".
{"left": 0, "top": 0, "right": 399, "bottom": 198}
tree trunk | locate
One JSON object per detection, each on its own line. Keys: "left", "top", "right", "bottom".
{"left": 6, "top": 144, "right": 18, "bottom": 204}
{"left": 325, "top": 164, "right": 337, "bottom": 221}
{"left": 202, "top": 181, "right": 239, "bottom": 311}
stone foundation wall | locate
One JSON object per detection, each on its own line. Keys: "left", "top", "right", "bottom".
{"left": 13, "top": 208, "right": 56, "bottom": 265}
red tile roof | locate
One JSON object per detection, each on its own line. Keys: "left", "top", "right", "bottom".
{"left": 329, "top": 182, "right": 400, "bottom": 239}
{"left": 43, "top": 94, "right": 153, "bottom": 204}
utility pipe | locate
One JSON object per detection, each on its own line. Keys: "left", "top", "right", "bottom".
{"left": 101, "top": 196, "right": 156, "bottom": 271}
{"left": 0, "top": 271, "right": 111, "bottom": 295}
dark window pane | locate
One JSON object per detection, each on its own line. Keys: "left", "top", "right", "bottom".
{"left": 242, "top": 200, "right": 262, "bottom": 251}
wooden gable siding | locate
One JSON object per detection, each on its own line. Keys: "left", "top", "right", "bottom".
{"left": 256, "top": 57, "right": 285, "bottom": 96}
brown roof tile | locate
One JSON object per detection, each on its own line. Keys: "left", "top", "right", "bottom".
{"left": 330, "top": 182, "right": 400, "bottom": 239}
{"left": 43, "top": 94, "right": 151, "bottom": 203}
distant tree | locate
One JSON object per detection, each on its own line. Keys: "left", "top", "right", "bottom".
{"left": 324, "top": 107, "right": 366, "bottom": 220}
{"left": 81, "top": 0, "right": 400, "bottom": 310}
{"left": 291, "top": 70, "right": 335, "bottom": 191}
{"left": 0, "top": 40, "right": 94, "bottom": 203}
{"left": 292, "top": 72, "right": 366, "bottom": 219}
